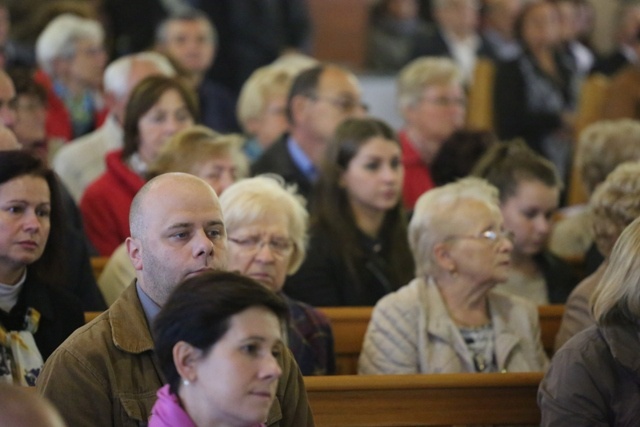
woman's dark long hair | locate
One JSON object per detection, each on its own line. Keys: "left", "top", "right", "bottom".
{"left": 312, "top": 117, "right": 414, "bottom": 293}
{"left": 0, "top": 151, "right": 65, "bottom": 286}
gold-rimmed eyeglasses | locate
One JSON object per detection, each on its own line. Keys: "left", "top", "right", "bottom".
{"left": 228, "top": 236, "right": 294, "bottom": 257}
{"left": 306, "top": 93, "right": 368, "bottom": 113}
{"left": 446, "top": 230, "right": 514, "bottom": 245}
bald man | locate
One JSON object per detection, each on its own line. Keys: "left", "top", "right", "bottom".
{"left": 0, "top": 384, "right": 66, "bottom": 427}
{"left": 37, "top": 173, "right": 314, "bottom": 427}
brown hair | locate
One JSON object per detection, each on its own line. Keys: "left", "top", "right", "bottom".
{"left": 122, "top": 75, "right": 199, "bottom": 159}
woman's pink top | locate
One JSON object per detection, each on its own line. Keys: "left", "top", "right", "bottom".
{"left": 149, "top": 384, "right": 267, "bottom": 427}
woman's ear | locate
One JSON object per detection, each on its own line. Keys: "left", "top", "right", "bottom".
{"left": 173, "top": 341, "right": 202, "bottom": 383}
{"left": 433, "top": 241, "right": 456, "bottom": 273}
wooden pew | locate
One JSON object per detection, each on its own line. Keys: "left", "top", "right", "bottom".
{"left": 538, "top": 304, "right": 565, "bottom": 356}
{"left": 84, "top": 311, "right": 101, "bottom": 324}
{"left": 304, "top": 372, "right": 543, "bottom": 426}
{"left": 90, "top": 256, "right": 109, "bottom": 281}
{"left": 320, "top": 305, "right": 565, "bottom": 375}
{"left": 82, "top": 305, "right": 565, "bottom": 375}
{"left": 319, "top": 307, "right": 372, "bottom": 375}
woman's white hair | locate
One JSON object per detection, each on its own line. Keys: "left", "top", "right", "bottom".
{"left": 397, "top": 56, "right": 463, "bottom": 111}
{"left": 36, "top": 14, "right": 104, "bottom": 76}
{"left": 408, "top": 177, "right": 500, "bottom": 277}
{"left": 103, "top": 52, "right": 175, "bottom": 100}
{"left": 219, "top": 175, "right": 308, "bottom": 275}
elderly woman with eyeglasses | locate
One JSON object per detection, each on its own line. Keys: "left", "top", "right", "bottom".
{"left": 220, "top": 176, "right": 335, "bottom": 376}
{"left": 396, "top": 56, "right": 466, "bottom": 210}
{"left": 358, "top": 177, "right": 548, "bottom": 374}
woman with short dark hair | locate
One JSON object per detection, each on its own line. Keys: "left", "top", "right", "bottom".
{"left": 150, "top": 271, "right": 288, "bottom": 427}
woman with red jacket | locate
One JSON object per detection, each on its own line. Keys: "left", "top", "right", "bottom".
{"left": 80, "top": 75, "right": 197, "bottom": 256}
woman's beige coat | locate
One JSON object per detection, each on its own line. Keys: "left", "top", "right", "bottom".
{"left": 358, "top": 277, "right": 549, "bottom": 374}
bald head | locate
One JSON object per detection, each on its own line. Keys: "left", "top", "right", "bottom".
{"left": 130, "top": 172, "right": 218, "bottom": 239}
{"left": 127, "top": 173, "right": 227, "bottom": 305}
{"left": 0, "top": 384, "right": 67, "bottom": 427}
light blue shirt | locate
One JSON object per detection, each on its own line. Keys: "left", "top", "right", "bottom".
{"left": 287, "top": 137, "right": 317, "bottom": 182}
{"left": 136, "top": 282, "right": 162, "bottom": 327}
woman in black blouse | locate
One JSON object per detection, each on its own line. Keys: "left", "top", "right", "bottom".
{"left": 493, "top": 0, "right": 579, "bottom": 181}
{"left": 284, "top": 117, "right": 414, "bottom": 306}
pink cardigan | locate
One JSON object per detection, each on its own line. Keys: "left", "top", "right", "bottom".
{"left": 149, "top": 385, "right": 267, "bottom": 427}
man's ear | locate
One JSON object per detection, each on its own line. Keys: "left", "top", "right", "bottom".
{"left": 126, "top": 237, "right": 143, "bottom": 271}
{"left": 173, "top": 341, "right": 202, "bottom": 383}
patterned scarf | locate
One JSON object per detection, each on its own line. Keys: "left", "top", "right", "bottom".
{"left": 0, "top": 307, "right": 44, "bottom": 386}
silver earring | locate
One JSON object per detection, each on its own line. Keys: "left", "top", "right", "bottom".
{"left": 182, "top": 379, "right": 190, "bottom": 386}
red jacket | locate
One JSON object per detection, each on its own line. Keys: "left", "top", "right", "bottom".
{"left": 34, "top": 69, "right": 108, "bottom": 142}
{"left": 80, "top": 150, "right": 144, "bottom": 256}
{"left": 400, "top": 130, "right": 435, "bottom": 210}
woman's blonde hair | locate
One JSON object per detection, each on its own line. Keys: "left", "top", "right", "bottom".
{"left": 236, "top": 56, "right": 317, "bottom": 132}
{"left": 590, "top": 161, "right": 640, "bottom": 258}
{"left": 219, "top": 175, "right": 308, "bottom": 275}
{"left": 397, "top": 56, "right": 462, "bottom": 111}
{"left": 147, "top": 125, "right": 249, "bottom": 180}
{"left": 577, "top": 119, "right": 640, "bottom": 195}
{"left": 592, "top": 215, "right": 640, "bottom": 325}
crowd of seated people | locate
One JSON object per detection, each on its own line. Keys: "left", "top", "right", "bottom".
{"left": 0, "top": 0, "right": 639, "bottom": 425}
{"left": 97, "top": 125, "right": 248, "bottom": 305}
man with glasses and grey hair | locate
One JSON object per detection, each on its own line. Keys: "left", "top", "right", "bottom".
{"left": 251, "top": 63, "right": 366, "bottom": 204}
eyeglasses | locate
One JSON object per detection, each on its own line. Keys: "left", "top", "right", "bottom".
{"left": 447, "top": 229, "right": 514, "bottom": 245}
{"left": 307, "top": 93, "right": 368, "bottom": 113}
{"left": 228, "top": 236, "right": 294, "bottom": 257}
{"left": 421, "top": 96, "right": 467, "bottom": 108}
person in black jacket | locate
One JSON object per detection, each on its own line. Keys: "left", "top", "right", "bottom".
{"left": 284, "top": 117, "right": 415, "bottom": 306}
{"left": 493, "top": 0, "right": 578, "bottom": 182}
{"left": 251, "top": 63, "right": 365, "bottom": 205}
{"left": 0, "top": 151, "right": 83, "bottom": 385}
{"left": 472, "top": 141, "right": 578, "bottom": 304}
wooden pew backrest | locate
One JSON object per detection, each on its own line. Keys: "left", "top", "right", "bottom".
{"left": 90, "top": 256, "right": 109, "bottom": 281}
{"left": 305, "top": 372, "right": 543, "bottom": 426}
{"left": 320, "top": 305, "right": 564, "bottom": 375}
{"left": 319, "top": 307, "right": 372, "bottom": 375}
{"left": 82, "top": 305, "right": 564, "bottom": 375}
{"left": 538, "top": 304, "right": 565, "bottom": 356}
{"left": 84, "top": 311, "right": 101, "bottom": 324}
